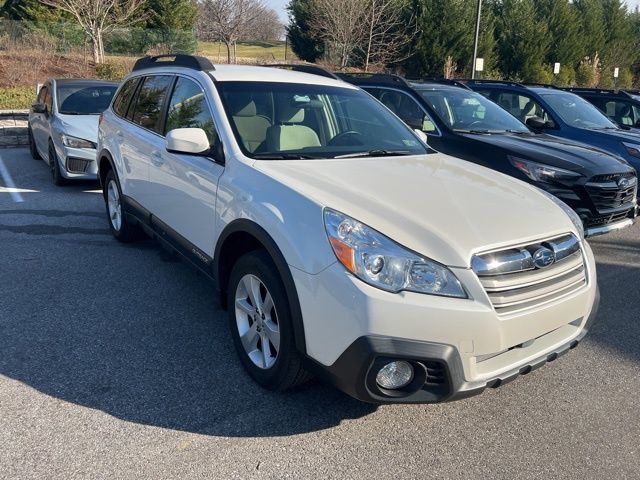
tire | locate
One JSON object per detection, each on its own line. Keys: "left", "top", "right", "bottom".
{"left": 228, "top": 250, "right": 310, "bottom": 391}
{"left": 103, "top": 169, "right": 141, "bottom": 242}
{"left": 48, "top": 142, "right": 67, "bottom": 186}
{"left": 28, "top": 126, "right": 41, "bottom": 160}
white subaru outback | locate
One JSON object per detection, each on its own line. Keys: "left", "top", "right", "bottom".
{"left": 97, "top": 55, "right": 599, "bottom": 403}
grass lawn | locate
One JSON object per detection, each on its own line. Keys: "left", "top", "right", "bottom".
{"left": 197, "top": 41, "right": 296, "bottom": 62}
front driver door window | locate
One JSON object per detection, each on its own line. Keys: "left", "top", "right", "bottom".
{"left": 367, "top": 88, "right": 438, "bottom": 133}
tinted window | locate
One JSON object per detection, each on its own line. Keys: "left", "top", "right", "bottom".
{"left": 418, "top": 88, "right": 529, "bottom": 132}
{"left": 540, "top": 92, "right": 617, "bottom": 129}
{"left": 366, "top": 88, "right": 436, "bottom": 132}
{"left": 217, "top": 81, "right": 428, "bottom": 159}
{"left": 44, "top": 87, "right": 53, "bottom": 112}
{"left": 56, "top": 83, "right": 117, "bottom": 115}
{"left": 37, "top": 85, "right": 48, "bottom": 104}
{"left": 112, "top": 78, "right": 140, "bottom": 117}
{"left": 165, "top": 77, "right": 218, "bottom": 144}
{"left": 129, "top": 75, "right": 173, "bottom": 133}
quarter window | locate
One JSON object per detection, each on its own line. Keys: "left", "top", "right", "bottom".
{"left": 129, "top": 75, "right": 173, "bottom": 134}
{"left": 112, "top": 78, "right": 140, "bottom": 117}
{"left": 165, "top": 77, "right": 218, "bottom": 145}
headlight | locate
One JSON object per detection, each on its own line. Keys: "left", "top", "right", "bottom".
{"left": 509, "top": 156, "right": 581, "bottom": 183}
{"left": 61, "top": 134, "right": 96, "bottom": 149}
{"left": 537, "top": 189, "right": 584, "bottom": 240}
{"left": 323, "top": 208, "right": 467, "bottom": 298}
{"left": 622, "top": 141, "right": 640, "bottom": 158}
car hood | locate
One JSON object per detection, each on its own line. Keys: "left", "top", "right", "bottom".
{"left": 55, "top": 114, "right": 99, "bottom": 144}
{"left": 256, "top": 153, "right": 577, "bottom": 268}
{"left": 461, "top": 132, "right": 632, "bottom": 175}
{"left": 583, "top": 127, "right": 640, "bottom": 145}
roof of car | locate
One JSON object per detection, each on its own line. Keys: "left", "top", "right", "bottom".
{"left": 53, "top": 79, "right": 119, "bottom": 86}
{"left": 210, "top": 65, "right": 357, "bottom": 89}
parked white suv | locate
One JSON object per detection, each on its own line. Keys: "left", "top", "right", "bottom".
{"left": 97, "top": 55, "right": 599, "bottom": 403}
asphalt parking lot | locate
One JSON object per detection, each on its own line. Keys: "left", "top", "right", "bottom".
{"left": 0, "top": 148, "right": 639, "bottom": 479}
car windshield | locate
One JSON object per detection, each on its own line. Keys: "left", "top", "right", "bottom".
{"left": 216, "top": 81, "right": 428, "bottom": 159}
{"left": 56, "top": 83, "right": 117, "bottom": 115}
{"left": 540, "top": 92, "right": 617, "bottom": 129}
{"left": 417, "top": 88, "right": 529, "bottom": 133}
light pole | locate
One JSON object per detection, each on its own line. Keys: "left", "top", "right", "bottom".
{"left": 471, "top": 0, "right": 482, "bottom": 79}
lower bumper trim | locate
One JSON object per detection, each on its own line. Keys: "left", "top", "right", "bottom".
{"left": 585, "top": 218, "right": 633, "bottom": 237}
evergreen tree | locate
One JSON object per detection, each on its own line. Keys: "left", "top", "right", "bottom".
{"left": 494, "top": 0, "right": 550, "bottom": 81}
{"left": 145, "top": 0, "right": 198, "bottom": 52}
{"left": 286, "top": 0, "right": 324, "bottom": 62}
{"left": 537, "top": 0, "right": 583, "bottom": 69}
{"left": 405, "top": 0, "right": 477, "bottom": 77}
{"left": 600, "top": 0, "right": 634, "bottom": 71}
{"left": 574, "top": 0, "right": 606, "bottom": 59}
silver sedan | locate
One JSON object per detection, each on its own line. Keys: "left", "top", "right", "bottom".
{"left": 28, "top": 79, "right": 118, "bottom": 185}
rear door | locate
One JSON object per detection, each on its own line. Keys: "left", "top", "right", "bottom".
{"left": 120, "top": 74, "right": 174, "bottom": 211}
{"left": 150, "top": 75, "right": 224, "bottom": 258}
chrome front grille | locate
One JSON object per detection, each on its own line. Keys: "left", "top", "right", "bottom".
{"left": 585, "top": 174, "right": 637, "bottom": 212}
{"left": 472, "top": 234, "right": 587, "bottom": 315}
{"left": 66, "top": 157, "right": 90, "bottom": 173}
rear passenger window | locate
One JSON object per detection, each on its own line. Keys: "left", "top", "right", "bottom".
{"left": 112, "top": 78, "right": 140, "bottom": 117}
{"left": 129, "top": 75, "right": 173, "bottom": 134}
{"left": 165, "top": 77, "right": 218, "bottom": 145}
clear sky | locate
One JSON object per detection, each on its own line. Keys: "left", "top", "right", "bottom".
{"left": 266, "top": 0, "right": 640, "bottom": 24}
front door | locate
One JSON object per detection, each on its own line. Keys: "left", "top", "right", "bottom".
{"left": 150, "top": 76, "right": 224, "bottom": 258}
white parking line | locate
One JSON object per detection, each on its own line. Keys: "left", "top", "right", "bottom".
{"left": 0, "top": 152, "right": 25, "bottom": 203}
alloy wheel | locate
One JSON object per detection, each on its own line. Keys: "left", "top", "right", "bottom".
{"left": 234, "top": 274, "right": 280, "bottom": 369}
{"left": 107, "top": 180, "right": 122, "bottom": 231}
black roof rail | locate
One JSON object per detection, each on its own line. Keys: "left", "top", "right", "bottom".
{"left": 132, "top": 54, "right": 215, "bottom": 72}
{"left": 268, "top": 63, "right": 339, "bottom": 80}
{"left": 460, "top": 78, "right": 528, "bottom": 88}
{"left": 521, "top": 82, "right": 559, "bottom": 89}
{"left": 335, "top": 72, "right": 411, "bottom": 88}
{"left": 408, "top": 78, "right": 472, "bottom": 90}
{"left": 563, "top": 87, "right": 635, "bottom": 98}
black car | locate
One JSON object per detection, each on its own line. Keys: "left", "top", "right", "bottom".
{"left": 336, "top": 73, "right": 637, "bottom": 236}
{"left": 562, "top": 87, "right": 640, "bottom": 131}
{"left": 462, "top": 80, "right": 640, "bottom": 175}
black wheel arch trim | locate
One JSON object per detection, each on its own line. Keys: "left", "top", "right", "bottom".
{"left": 97, "top": 149, "right": 118, "bottom": 190}
{"left": 214, "top": 219, "right": 308, "bottom": 355}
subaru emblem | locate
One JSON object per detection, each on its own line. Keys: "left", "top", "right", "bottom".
{"left": 618, "top": 177, "right": 630, "bottom": 189}
{"left": 533, "top": 247, "right": 555, "bottom": 268}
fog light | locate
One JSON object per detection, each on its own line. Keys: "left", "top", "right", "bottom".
{"left": 375, "top": 360, "right": 414, "bottom": 390}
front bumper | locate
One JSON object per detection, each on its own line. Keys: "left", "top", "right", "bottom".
{"left": 317, "top": 287, "right": 599, "bottom": 404}
{"left": 54, "top": 142, "right": 98, "bottom": 180}
{"left": 293, "top": 238, "right": 598, "bottom": 404}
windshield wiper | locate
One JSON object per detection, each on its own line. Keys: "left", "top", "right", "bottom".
{"left": 252, "top": 153, "right": 320, "bottom": 160}
{"left": 505, "top": 129, "right": 529, "bottom": 134}
{"left": 334, "top": 149, "right": 412, "bottom": 159}
{"left": 453, "top": 129, "right": 492, "bottom": 134}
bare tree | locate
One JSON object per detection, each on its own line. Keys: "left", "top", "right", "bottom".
{"left": 197, "top": 0, "right": 267, "bottom": 63}
{"left": 308, "top": 0, "right": 369, "bottom": 68}
{"left": 246, "top": 8, "right": 284, "bottom": 42}
{"left": 362, "top": 0, "right": 416, "bottom": 71}
{"left": 39, "top": 0, "right": 146, "bottom": 64}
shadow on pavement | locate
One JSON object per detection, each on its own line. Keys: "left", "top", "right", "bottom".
{"left": 0, "top": 238, "right": 376, "bottom": 437}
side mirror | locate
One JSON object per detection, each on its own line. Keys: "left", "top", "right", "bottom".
{"left": 634, "top": 119, "right": 640, "bottom": 128}
{"left": 414, "top": 129, "right": 428, "bottom": 145}
{"left": 166, "top": 128, "right": 210, "bottom": 155}
{"left": 526, "top": 116, "right": 547, "bottom": 130}
{"left": 32, "top": 102, "right": 47, "bottom": 114}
